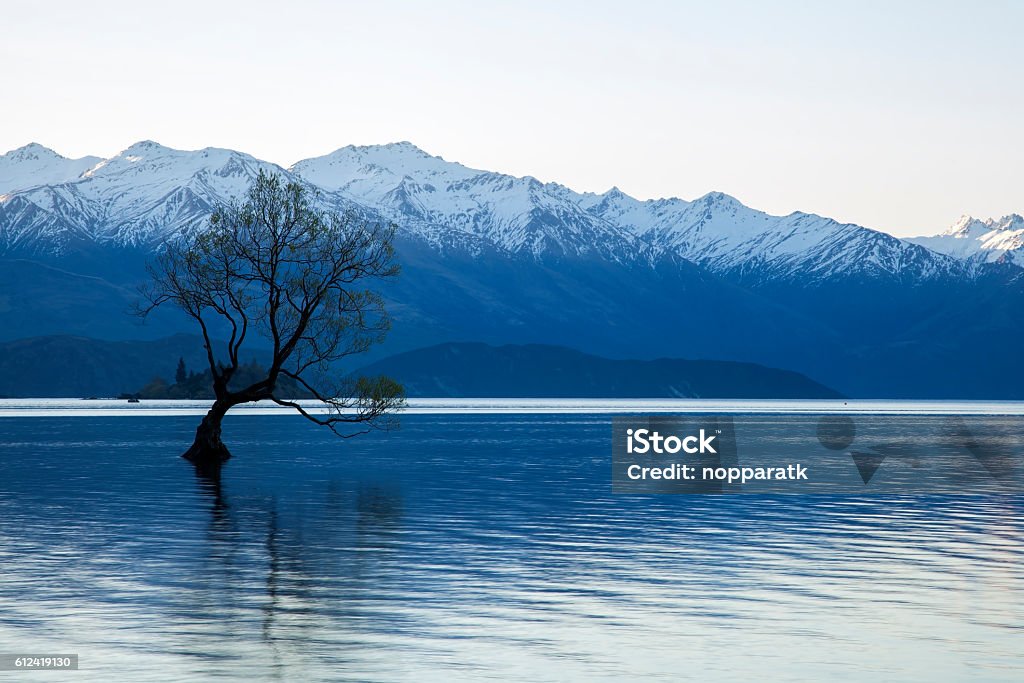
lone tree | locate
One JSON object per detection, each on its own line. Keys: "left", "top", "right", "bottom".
{"left": 140, "top": 171, "right": 404, "bottom": 464}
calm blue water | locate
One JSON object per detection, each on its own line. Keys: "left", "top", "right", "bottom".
{"left": 0, "top": 410, "right": 1021, "bottom": 681}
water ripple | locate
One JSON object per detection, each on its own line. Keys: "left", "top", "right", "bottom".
{"left": 0, "top": 414, "right": 1020, "bottom": 681}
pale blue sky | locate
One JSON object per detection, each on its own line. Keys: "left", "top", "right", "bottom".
{"left": 2, "top": 0, "right": 1021, "bottom": 236}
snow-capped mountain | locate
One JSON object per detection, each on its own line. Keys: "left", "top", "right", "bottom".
{"left": 292, "top": 142, "right": 967, "bottom": 283}
{"left": 907, "top": 214, "right": 1024, "bottom": 267}
{"left": 0, "top": 141, "right": 289, "bottom": 254}
{"left": 568, "top": 187, "right": 966, "bottom": 284}
{"left": 291, "top": 142, "right": 646, "bottom": 262}
{"left": 0, "top": 143, "right": 100, "bottom": 195}
{"left": 0, "top": 139, "right": 991, "bottom": 282}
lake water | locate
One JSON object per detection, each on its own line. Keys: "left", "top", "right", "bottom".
{"left": 0, "top": 401, "right": 1021, "bottom": 681}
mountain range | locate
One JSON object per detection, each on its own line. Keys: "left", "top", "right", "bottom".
{"left": 357, "top": 342, "right": 841, "bottom": 399}
{"left": 0, "top": 337, "right": 839, "bottom": 400}
{"left": 1, "top": 140, "right": 1021, "bottom": 398}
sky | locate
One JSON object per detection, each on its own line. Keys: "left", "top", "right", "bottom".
{"left": 2, "top": 0, "right": 1021, "bottom": 237}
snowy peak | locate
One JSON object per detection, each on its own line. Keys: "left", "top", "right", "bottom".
{"left": 5, "top": 142, "right": 64, "bottom": 162}
{"left": 934, "top": 213, "right": 1024, "bottom": 238}
{"left": 943, "top": 214, "right": 987, "bottom": 237}
{"left": 83, "top": 140, "right": 277, "bottom": 186}
{"left": 291, "top": 142, "right": 480, "bottom": 202}
{"left": 574, "top": 183, "right": 961, "bottom": 282}
{"left": 988, "top": 213, "right": 1024, "bottom": 232}
{"left": 2, "top": 141, "right": 291, "bottom": 251}
{"left": 0, "top": 143, "right": 101, "bottom": 195}
{"left": 293, "top": 143, "right": 638, "bottom": 258}
{"left": 907, "top": 214, "right": 1024, "bottom": 265}
{"left": 74, "top": 141, "right": 291, "bottom": 214}
{"left": 694, "top": 190, "right": 743, "bottom": 209}
{"left": 293, "top": 141, "right": 469, "bottom": 179}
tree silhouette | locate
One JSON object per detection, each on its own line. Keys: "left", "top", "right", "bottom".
{"left": 175, "top": 357, "right": 187, "bottom": 385}
{"left": 139, "top": 171, "right": 404, "bottom": 464}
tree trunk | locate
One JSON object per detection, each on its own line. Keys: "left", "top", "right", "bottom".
{"left": 183, "top": 400, "right": 233, "bottom": 464}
